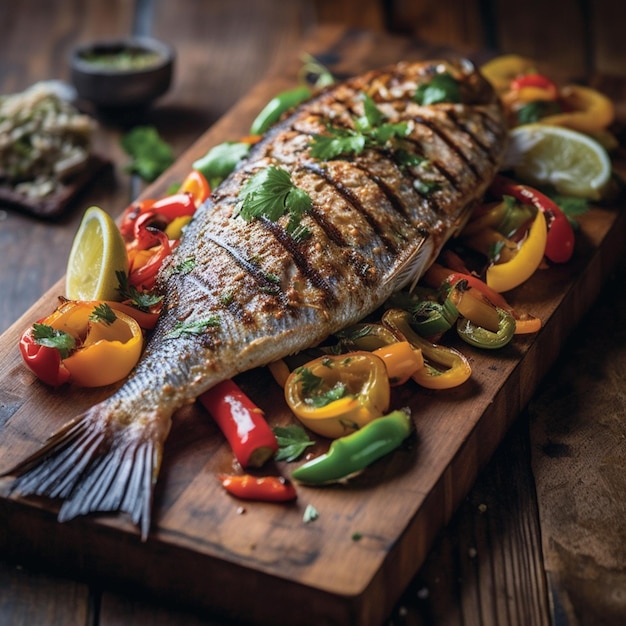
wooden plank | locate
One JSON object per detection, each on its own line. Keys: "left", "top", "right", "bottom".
{"left": 589, "top": 0, "right": 626, "bottom": 76}
{"left": 0, "top": 24, "right": 624, "bottom": 626}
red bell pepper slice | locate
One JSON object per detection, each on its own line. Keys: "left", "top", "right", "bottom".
{"left": 510, "top": 73, "right": 559, "bottom": 98}
{"left": 218, "top": 474, "right": 297, "bottom": 502}
{"left": 128, "top": 228, "right": 174, "bottom": 291}
{"left": 489, "top": 175, "right": 575, "bottom": 263}
{"left": 199, "top": 379, "right": 278, "bottom": 468}
{"left": 19, "top": 325, "right": 71, "bottom": 387}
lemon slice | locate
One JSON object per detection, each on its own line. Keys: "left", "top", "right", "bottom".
{"left": 66, "top": 206, "right": 129, "bottom": 301}
{"left": 507, "top": 123, "right": 612, "bottom": 200}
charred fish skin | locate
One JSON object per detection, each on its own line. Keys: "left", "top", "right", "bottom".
{"left": 4, "top": 59, "right": 507, "bottom": 538}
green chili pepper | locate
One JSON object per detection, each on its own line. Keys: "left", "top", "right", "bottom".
{"left": 192, "top": 141, "right": 251, "bottom": 189}
{"left": 291, "top": 409, "right": 412, "bottom": 485}
{"left": 249, "top": 86, "right": 312, "bottom": 136}
{"left": 456, "top": 307, "right": 516, "bottom": 349}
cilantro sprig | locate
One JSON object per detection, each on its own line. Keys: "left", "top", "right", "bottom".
{"left": 237, "top": 166, "right": 312, "bottom": 238}
{"left": 310, "top": 93, "right": 410, "bottom": 160}
{"left": 32, "top": 324, "right": 76, "bottom": 359}
{"left": 414, "top": 72, "right": 461, "bottom": 106}
{"left": 164, "top": 317, "right": 220, "bottom": 339}
{"left": 273, "top": 424, "right": 315, "bottom": 462}
{"left": 89, "top": 302, "right": 117, "bottom": 325}
{"left": 116, "top": 271, "right": 163, "bottom": 312}
{"left": 295, "top": 365, "right": 349, "bottom": 408}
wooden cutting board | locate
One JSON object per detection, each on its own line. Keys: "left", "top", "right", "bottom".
{"left": 0, "top": 27, "right": 625, "bottom": 626}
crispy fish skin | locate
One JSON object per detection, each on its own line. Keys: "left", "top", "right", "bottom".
{"left": 5, "top": 59, "right": 507, "bottom": 538}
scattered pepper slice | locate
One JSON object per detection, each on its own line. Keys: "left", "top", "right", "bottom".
{"left": 218, "top": 474, "right": 297, "bottom": 502}
{"left": 291, "top": 409, "right": 412, "bottom": 485}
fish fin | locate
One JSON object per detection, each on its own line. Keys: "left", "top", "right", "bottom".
{"left": 386, "top": 237, "right": 435, "bottom": 293}
{"left": 4, "top": 406, "right": 159, "bottom": 541}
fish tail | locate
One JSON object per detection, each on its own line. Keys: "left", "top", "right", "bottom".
{"left": 4, "top": 405, "right": 161, "bottom": 541}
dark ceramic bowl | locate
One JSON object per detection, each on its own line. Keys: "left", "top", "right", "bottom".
{"left": 70, "top": 37, "right": 174, "bottom": 111}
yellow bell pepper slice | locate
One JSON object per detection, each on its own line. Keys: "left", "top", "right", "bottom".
{"left": 486, "top": 209, "right": 547, "bottom": 293}
{"left": 43, "top": 300, "right": 143, "bottom": 387}
{"left": 382, "top": 309, "right": 472, "bottom": 390}
{"left": 542, "top": 84, "right": 615, "bottom": 134}
{"left": 284, "top": 352, "right": 390, "bottom": 438}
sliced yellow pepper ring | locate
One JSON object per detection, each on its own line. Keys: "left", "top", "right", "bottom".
{"left": 335, "top": 324, "right": 424, "bottom": 385}
{"left": 486, "top": 209, "right": 547, "bottom": 293}
{"left": 43, "top": 300, "right": 143, "bottom": 387}
{"left": 542, "top": 84, "right": 615, "bottom": 134}
{"left": 372, "top": 341, "right": 424, "bottom": 386}
{"left": 382, "top": 309, "right": 472, "bottom": 390}
{"left": 447, "top": 284, "right": 501, "bottom": 333}
{"left": 284, "top": 352, "right": 390, "bottom": 438}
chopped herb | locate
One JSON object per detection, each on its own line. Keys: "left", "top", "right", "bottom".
{"left": 116, "top": 271, "right": 163, "bottom": 311}
{"left": 414, "top": 72, "right": 461, "bottom": 105}
{"left": 219, "top": 291, "right": 234, "bottom": 306}
{"left": 237, "top": 165, "right": 312, "bottom": 236}
{"left": 273, "top": 424, "right": 315, "bottom": 461}
{"left": 164, "top": 317, "right": 220, "bottom": 339}
{"left": 303, "top": 504, "right": 319, "bottom": 523}
{"left": 121, "top": 126, "right": 175, "bottom": 182}
{"left": 295, "top": 365, "right": 349, "bottom": 408}
{"left": 351, "top": 532, "right": 363, "bottom": 541}
{"left": 310, "top": 93, "right": 410, "bottom": 161}
{"left": 545, "top": 191, "right": 590, "bottom": 220}
{"left": 516, "top": 100, "right": 562, "bottom": 125}
{"left": 32, "top": 323, "right": 75, "bottom": 359}
{"left": 413, "top": 179, "right": 441, "bottom": 194}
{"left": 394, "top": 148, "right": 428, "bottom": 170}
{"left": 89, "top": 302, "right": 117, "bottom": 325}
{"left": 172, "top": 257, "right": 196, "bottom": 275}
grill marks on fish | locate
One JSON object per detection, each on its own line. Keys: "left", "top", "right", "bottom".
{"left": 3, "top": 59, "right": 508, "bottom": 538}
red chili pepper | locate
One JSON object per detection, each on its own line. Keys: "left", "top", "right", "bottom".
{"left": 489, "top": 175, "right": 575, "bottom": 264}
{"left": 199, "top": 379, "right": 278, "bottom": 468}
{"left": 218, "top": 474, "right": 297, "bottom": 502}
{"left": 128, "top": 228, "right": 174, "bottom": 291}
{"left": 510, "top": 73, "right": 559, "bottom": 98}
{"left": 19, "top": 325, "right": 71, "bottom": 387}
{"left": 119, "top": 193, "right": 197, "bottom": 240}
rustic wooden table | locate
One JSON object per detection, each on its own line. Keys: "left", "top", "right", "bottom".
{"left": 1, "top": 2, "right": 625, "bottom": 625}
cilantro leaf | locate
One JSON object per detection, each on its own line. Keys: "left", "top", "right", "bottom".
{"left": 273, "top": 424, "right": 315, "bottom": 462}
{"left": 309, "top": 93, "right": 410, "bottom": 161}
{"left": 89, "top": 303, "right": 117, "bottom": 325}
{"left": 116, "top": 271, "right": 163, "bottom": 312}
{"left": 121, "top": 126, "right": 175, "bottom": 182}
{"left": 415, "top": 72, "right": 461, "bottom": 105}
{"left": 303, "top": 504, "right": 319, "bottom": 523}
{"left": 32, "top": 323, "right": 76, "bottom": 359}
{"left": 192, "top": 141, "right": 251, "bottom": 189}
{"left": 516, "top": 100, "right": 562, "bottom": 125}
{"left": 172, "top": 257, "right": 196, "bottom": 275}
{"left": 237, "top": 166, "right": 312, "bottom": 236}
{"left": 164, "top": 317, "right": 220, "bottom": 339}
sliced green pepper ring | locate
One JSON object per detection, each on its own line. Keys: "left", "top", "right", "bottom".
{"left": 456, "top": 307, "right": 516, "bottom": 349}
{"left": 284, "top": 352, "right": 390, "bottom": 438}
{"left": 410, "top": 298, "right": 459, "bottom": 338}
{"left": 382, "top": 309, "right": 472, "bottom": 389}
{"left": 334, "top": 323, "right": 400, "bottom": 351}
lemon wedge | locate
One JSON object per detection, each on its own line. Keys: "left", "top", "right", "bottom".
{"left": 507, "top": 123, "right": 612, "bottom": 200}
{"left": 66, "top": 206, "right": 129, "bottom": 301}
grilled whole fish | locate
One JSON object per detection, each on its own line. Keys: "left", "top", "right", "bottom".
{"left": 6, "top": 59, "right": 507, "bottom": 538}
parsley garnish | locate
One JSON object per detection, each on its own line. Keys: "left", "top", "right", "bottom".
{"left": 414, "top": 72, "right": 461, "bottom": 105}
{"left": 172, "top": 257, "right": 196, "bottom": 275}
{"left": 164, "top": 317, "right": 220, "bottom": 339}
{"left": 116, "top": 271, "right": 163, "bottom": 312}
{"left": 303, "top": 504, "right": 319, "bottom": 523}
{"left": 121, "top": 126, "right": 175, "bottom": 182}
{"left": 295, "top": 365, "right": 349, "bottom": 408}
{"left": 32, "top": 323, "right": 75, "bottom": 359}
{"left": 237, "top": 166, "right": 312, "bottom": 236}
{"left": 394, "top": 148, "right": 428, "bottom": 170}
{"left": 273, "top": 424, "right": 315, "bottom": 461}
{"left": 89, "top": 303, "right": 117, "bottom": 325}
{"left": 516, "top": 100, "right": 562, "bottom": 125}
{"left": 310, "top": 93, "right": 410, "bottom": 160}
